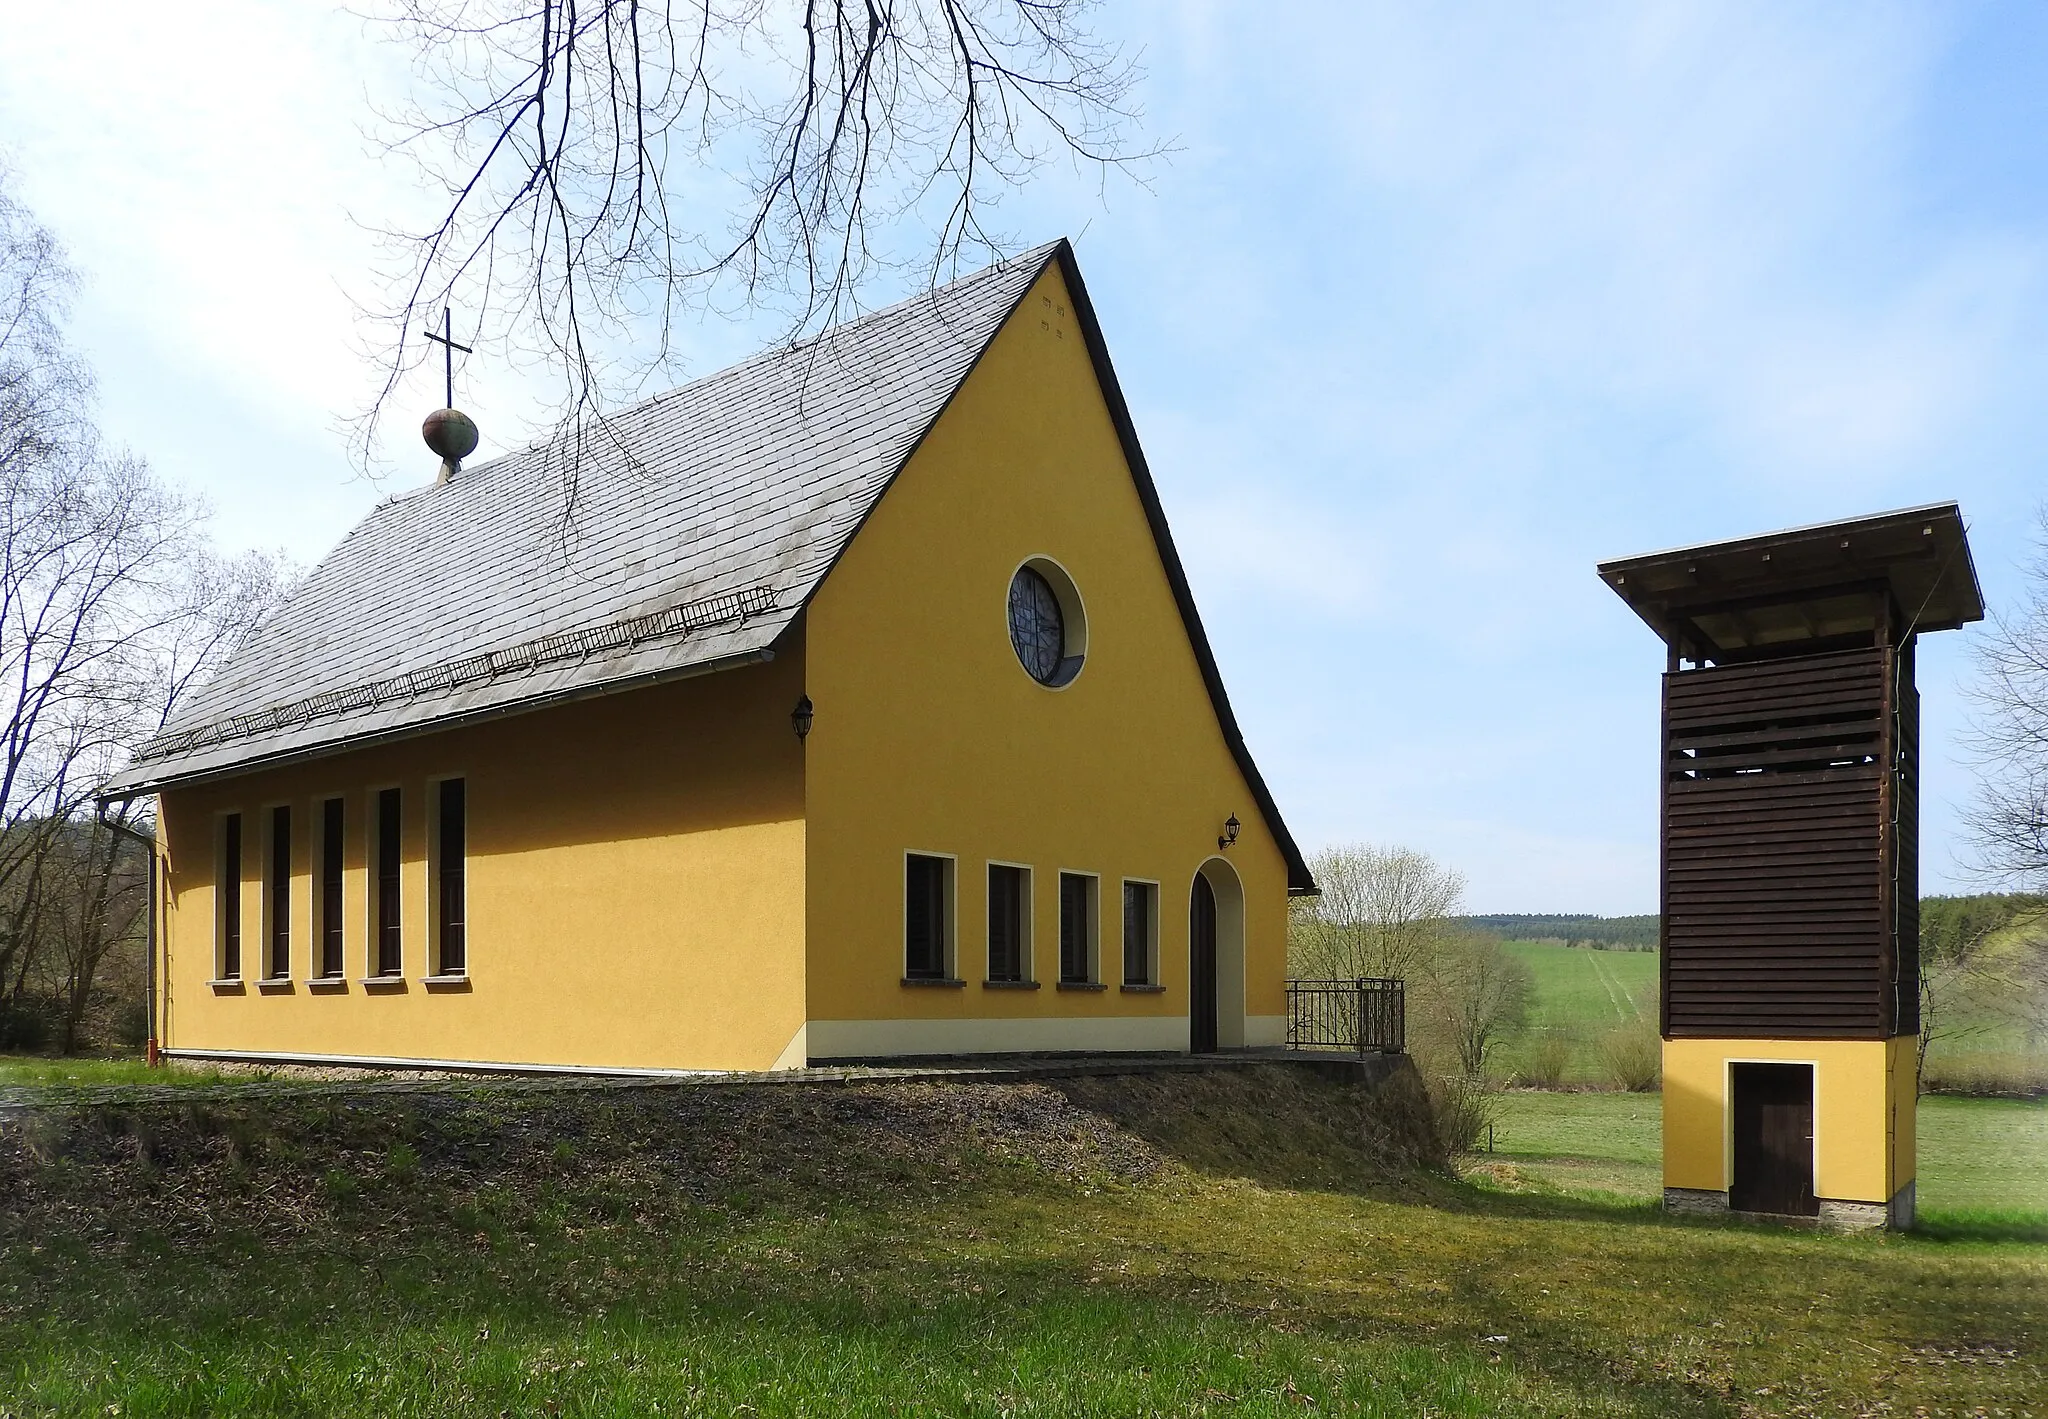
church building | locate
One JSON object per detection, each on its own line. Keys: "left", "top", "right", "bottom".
{"left": 103, "top": 240, "right": 1317, "bottom": 1074}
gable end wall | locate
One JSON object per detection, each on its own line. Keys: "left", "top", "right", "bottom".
{"left": 800, "top": 262, "right": 1290, "bottom": 1052}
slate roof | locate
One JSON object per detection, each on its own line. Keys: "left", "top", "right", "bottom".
{"left": 106, "top": 239, "right": 1317, "bottom": 895}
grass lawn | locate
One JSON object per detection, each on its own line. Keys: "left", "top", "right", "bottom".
{"left": 0, "top": 1056, "right": 299, "bottom": 1089}
{"left": 3, "top": 1067, "right": 2044, "bottom": 1416}
{"left": 1483, "top": 1090, "right": 1663, "bottom": 1198}
{"left": 0, "top": 1056, "right": 274, "bottom": 1090}
{"left": 1489, "top": 1088, "right": 2048, "bottom": 1222}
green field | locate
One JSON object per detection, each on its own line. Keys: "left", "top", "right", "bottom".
{"left": 1493, "top": 942, "right": 1658, "bottom": 1084}
{"left": 1491, "top": 941, "right": 2045, "bottom": 1093}
{"left": 4, "top": 1067, "right": 2045, "bottom": 1416}
{"left": 1488, "top": 1089, "right": 2048, "bottom": 1220}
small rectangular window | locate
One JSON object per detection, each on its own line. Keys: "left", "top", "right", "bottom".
{"left": 218, "top": 813, "right": 242, "bottom": 980}
{"left": 436, "top": 777, "right": 466, "bottom": 976}
{"left": 987, "top": 864, "right": 1030, "bottom": 983}
{"left": 318, "top": 797, "right": 344, "bottom": 979}
{"left": 905, "top": 854, "right": 952, "bottom": 980}
{"left": 1123, "top": 880, "right": 1158, "bottom": 986}
{"left": 375, "top": 787, "right": 402, "bottom": 976}
{"left": 266, "top": 805, "right": 291, "bottom": 979}
{"left": 1059, "top": 872, "right": 1096, "bottom": 984}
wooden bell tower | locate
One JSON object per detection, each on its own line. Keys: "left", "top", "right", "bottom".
{"left": 1600, "top": 504, "right": 1982, "bottom": 1229}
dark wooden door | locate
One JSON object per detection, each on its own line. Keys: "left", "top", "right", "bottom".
{"left": 1730, "top": 1063, "right": 1817, "bottom": 1216}
{"left": 1190, "top": 874, "right": 1219, "bottom": 1054}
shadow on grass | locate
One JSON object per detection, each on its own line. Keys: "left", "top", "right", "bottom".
{"left": 11, "top": 1235, "right": 1726, "bottom": 1419}
{"left": 1045, "top": 1065, "right": 1726, "bottom": 1232}
{"left": 1448, "top": 1182, "right": 2048, "bottom": 1246}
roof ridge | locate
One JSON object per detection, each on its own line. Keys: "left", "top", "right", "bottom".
{"left": 445, "top": 242, "right": 1066, "bottom": 488}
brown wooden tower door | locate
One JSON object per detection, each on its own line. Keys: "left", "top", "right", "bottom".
{"left": 1730, "top": 1063, "right": 1817, "bottom": 1216}
{"left": 1190, "top": 874, "right": 1219, "bottom": 1054}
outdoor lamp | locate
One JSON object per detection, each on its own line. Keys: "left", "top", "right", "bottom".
{"left": 1218, "top": 814, "right": 1240, "bottom": 850}
{"left": 791, "top": 694, "right": 814, "bottom": 741}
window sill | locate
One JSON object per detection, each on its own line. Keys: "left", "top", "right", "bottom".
{"left": 982, "top": 979, "right": 1040, "bottom": 990}
{"left": 422, "top": 974, "right": 472, "bottom": 991}
{"left": 359, "top": 976, "right": 407, "bottom": 991}
{"left": 1057, "top": 980, "right": 1107, "bottom": 992}
{"left": 901, "top": 976, "right": 965, "bottom": 988}
{"left": 207, "top": 978, "right": 246, "bottom": 991}
{"left": 256, "top": 978, "right": 294, "bottom": 993}
{"left": 307, "top": 977, "right": 348, "bottom": 992}
{"left": 1120, "top": 983, "right": 1166, "bottom": 993}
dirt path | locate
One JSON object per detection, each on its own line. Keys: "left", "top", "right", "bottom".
{"left": 1586, "top": 951, "right": 1640, "bottom": 1021}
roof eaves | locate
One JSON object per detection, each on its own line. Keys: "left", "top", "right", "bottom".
{"left": 1595, "top": 501, "right": 1968, "bottom": 573}
{"left": 99, "top": 644, "right": 780, "bottom": 803}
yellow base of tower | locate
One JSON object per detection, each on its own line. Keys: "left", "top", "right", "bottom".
{"left": 1661, "top": 1035, "right": 1917, "bottom": 1230}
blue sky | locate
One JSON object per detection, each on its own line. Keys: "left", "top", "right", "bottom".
{"left": 3, "top": 2, "right": 2043, "bottom": 912}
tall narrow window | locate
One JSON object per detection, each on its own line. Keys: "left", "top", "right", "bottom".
{"left": 375, "top": 787, "right": 402, "bottom": 976}
{"left": 1059, "top": 873, "right": 1096, "bottom": 984}
{"left": 436, "top": 778, "right": 466, "bottom": 976}
{"left": 267, "top": 805, "right": 291, "bottom": 979}
{"left": 905, "top": 854, "right": 952, "bottom": 980}
{"left": 218, "top": 812, "right": 242, "bottom": 980}
{"left": 1123, "top": 881, "right": 1157, "bottom": 986}
{"left": 318, "top": 797, "right": 344, "bottom": 979}
{"left": 987, "top": 864, "right": 1028, "bottom": 983}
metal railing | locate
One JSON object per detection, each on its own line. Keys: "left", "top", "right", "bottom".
{"left": 1286, "top": 978, "right": 1405, "bottom": 1055}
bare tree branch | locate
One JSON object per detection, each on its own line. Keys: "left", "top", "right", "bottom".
{"left": 1963, "top": 509, "right": 2048, "bottom": 891}
{"left": 351, "top": 0, "right": 1156, "bottom": 516}
{"left": 0, "top": 178, "right": 293, "bottom": 1051}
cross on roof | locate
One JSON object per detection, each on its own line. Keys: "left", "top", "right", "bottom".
{"left": 422, "top": 308, "right": 472, "bottom": 410}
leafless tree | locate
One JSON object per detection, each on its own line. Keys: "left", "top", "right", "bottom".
{"left": 1288, "top": 843, "right": 1467, "bottom": 984}
{"left": 0, "top": 179, "right": 288, "bottom": 1050}
{"left": 1419, "top": 930, "right": 1531, "bottom": 1078}
{"left": 1964, "top": 511, "right": 2048, "bottom": 891}
{"left": 1916, "top": 894, "right": 2048, "bottom": 1091}
{"left": 356, "top": 0, "right": 1154, "bottom": 500}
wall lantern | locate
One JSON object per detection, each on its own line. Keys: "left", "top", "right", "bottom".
{"left": 1218, "top": 814, "right": 1240, "bottom": 850}
{"left": 791, "top": 694, "right": 814, "bottom": 741}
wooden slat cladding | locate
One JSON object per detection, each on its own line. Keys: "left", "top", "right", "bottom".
{"left": 1663, "top": 646, "right": 1900, "bottom": 1039}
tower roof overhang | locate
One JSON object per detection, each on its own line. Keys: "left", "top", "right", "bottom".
{"left": 1598, "top": 502, "right": 1984, "bottom": 660}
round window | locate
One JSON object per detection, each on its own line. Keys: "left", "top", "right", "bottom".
{"left": 1007, "top": 561, "right": 1085, "bottom": 687}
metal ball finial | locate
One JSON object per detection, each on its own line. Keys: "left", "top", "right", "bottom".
{"left": 423, "top": 408, "right": 479, "bottom": 482}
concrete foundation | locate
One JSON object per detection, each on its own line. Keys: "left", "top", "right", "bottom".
{"left": 1662, "top": 1186, "right": 1730, "bottom": 1218}
{"left": 1666, "top": 1183, "right": 1915, "bottom": 1231}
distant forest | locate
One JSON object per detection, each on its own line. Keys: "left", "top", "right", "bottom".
{"left": 1466, "top": 896, "right": 2047, "bottom": 953}
{"left": 1460, "top": 914, "right": 1661, "bottom": 948}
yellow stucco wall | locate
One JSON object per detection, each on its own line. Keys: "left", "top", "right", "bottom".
{"left": 800, "top": 261, "right": 1291, "bottom": 1058}
{"left": 1662, "top": 1035, "right": 1917, "bottom": 1204}
{"left": 158, "top": 654, "right": 809, "bottom": 1072}
{"left": 1888, "top": 1031, "right": 1917, "bottom": 1190}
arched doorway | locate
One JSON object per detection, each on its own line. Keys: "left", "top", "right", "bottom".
{"left": 1189, "top": 858, "right": 1247, "bottom": 1053}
